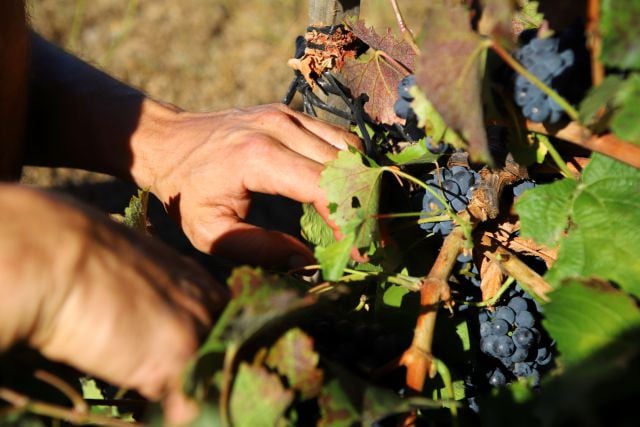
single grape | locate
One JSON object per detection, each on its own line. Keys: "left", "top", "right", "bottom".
{"left": 394, "top": 98, "right": 411, "bottom": 119}
{"left": 511, "top": 347, "right": 529, "bottom": 363}
{"left": 492, "top": 319, "right": 511, "bottom": 336}
{"left": 481, "top": 335, "right": 498, "bottom": 357}
{"left": 513, "top": 362, "right": 533, "bottom": 378}
{"left": 495, "top": 306, "right": 516, "bottom": 324}
{"left": 494, "top": 335, "right": 516, "bottom": 357}
{"left": 397, "top": 75, "right": 416, "bottom": 100}
{"left": 515, "top": 310, "right": 536, "bottom": 328}
{"left": 480, "top": 321, "right": 492, "bottom": 338}
{"left": 508, "top": 296, "right": 529, "bottom": 313}
{"left": 513, "top": 327, "right": 535, "bottom": 349}
{"left": 488, "top": 368, "right": 507, "bottom": 387}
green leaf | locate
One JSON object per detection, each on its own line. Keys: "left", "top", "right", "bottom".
{"left": 543, "top": 280, "right": 640, "bottom": 365}
{"left": 315, "top": 233, "right": 356, "bottom": 281}
{"left": 416, "top": 4, "right": 490, "bottom": 163}
{"left": 265, "top": 328, "right": 324, "bottom": 400}
{"left": 229, "top": 363, "right": 294, "bottom": 427}
{"left": 318, "top": 379, "right": 359, "bottom": 427}
{"left": 300, "top": 203, "right": 336, "bottom": 248}
{"left": 382, "top": 284, "right": 411, "bottom": 308}
{"left": 318, "top": 150, "right": 383, "bottom": 280}
{"left": 123, "top": 189, "right": 149, "bottom": 233}
{"left": 517, "top": 154, "right": 640, "bottom": 297}
{"left": 516, "top": 178, "right": 578, "bottom": 246}
{"left": 386, "top": 141, "right": 439, "bottom": 165}
{"left": 578, "top": 75, "right": 625, "bottom": 126}
{"left": 600, "top": 0, "right": 640, "bottom": 69}
{"left": 610, "top": 74, "right": 640, "bottom": 143}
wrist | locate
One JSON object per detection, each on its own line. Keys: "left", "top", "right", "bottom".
{"left": 128, "top": 98, "right": 185, "bottom": 193}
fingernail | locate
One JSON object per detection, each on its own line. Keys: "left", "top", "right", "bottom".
{"left": 287, "top": 253, "right": 311, "bottom": 270}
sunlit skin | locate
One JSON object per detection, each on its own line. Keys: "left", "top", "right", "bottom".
{"left": 0, "top": 1, "right": 361, "bottom": 423}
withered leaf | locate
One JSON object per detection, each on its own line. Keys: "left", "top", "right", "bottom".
{"left": 342, "top": 20, "right": 416, "bottom": 125}
{"left": 266, "top": 328, "right": 323, "bottom": 400}
{"left": 416, "top": 5, "right": 491, "bottom": 163}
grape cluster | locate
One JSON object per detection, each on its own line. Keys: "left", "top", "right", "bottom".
{"left": 394, "top": 76, "right": 449, "bottom": 154}
{"left": 420, "top": 166, "right": 480, "bottom": 236}
{"left": 478, "top": 286, "right": 553, "bottom": 387}
{"left": 513, "top": 36, "right": 575, "bottom": 123}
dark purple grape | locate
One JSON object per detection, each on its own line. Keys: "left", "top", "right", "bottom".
{"left": 394, "top": 98, "right": 411, "bottom": 120}
{"left": 508, "top": 296, "right": 529, "bottom": 313}
{"left": 513, "top": 362, "right": 533, "bottom": 378}
{"left": 488, "top": 368, "right": 507, "bottom": 387}
{"left": 492, "top": 319, "right": 511, "bottom": 336}
{"left": 515, "top": 310, "right": 536, "bottom": 328}
{"left": 511, "top": 347, "right": 529, "bottom": 363}
{"left": 513, "top": 327, "right": 535, "bottom": 349}
{"left": 480, "top": 321, "right": 492, "bottom": 338}
{"left": 494, "top": 335, "right": 516, "bottom": 357}
{"left": 495, "top": 306, "right": 516, "bottom": 324}
{"left": 397, "top": 75, "right": 416, "bottom": 100}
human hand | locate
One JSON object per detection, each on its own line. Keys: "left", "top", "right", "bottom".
{"left": 145, "top": 103, "right": 362, "bottom": 269}
{"left": 0, "top": 184, "right": 228, "bottom": 423}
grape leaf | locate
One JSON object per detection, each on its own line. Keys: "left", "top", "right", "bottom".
{"left": 385, "top": 141, "right": 440, "bottom": 165}
{"left": 578, "top": 75, "right": 625, "bottom": 126}
{"left": 478, "top": 0, "right": 515, "bottom": 44}
{"left": 300, "top": 203, "right": 336, "bottom": 248}
{"left": 517, "top": 179, "right": 578, "bottom": 246}
{"left": 318, "top": 149, "right": 383, "bottom": 280}
{"left": 265, "top": 328, "right": 323, "bottom": 400}
{"left": 517, "top": 154, "right": 640, "bottom": 297}
{"left": 543, "top": 280, "right": 640, "bottom": 365}
{"left": 600, "top": 0, "right": 640, "bottom": 70}
{"left": 410, "top": 85, "right": 465, "bottom": 149}
{"left": 123, "top": 189, "right": 149, "bottom": 233}
{"left": 609, "top": 73, "right": 640, "bottom": 143}
{"left": 415, "top": 5, "right": 491, "bottom": 163}
{"left": 342, "top": 20, "right": 416, "bottom": 125}
{"left": 230, "top": 363, "right": 294, "bottom": 427}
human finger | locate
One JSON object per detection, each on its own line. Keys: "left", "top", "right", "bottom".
{"left": 272, "top": 104, "right": 364, "bottom": 151}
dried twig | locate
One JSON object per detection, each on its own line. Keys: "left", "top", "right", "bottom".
{"left": 34, "top": 370, "right": 88, "bottom": 414}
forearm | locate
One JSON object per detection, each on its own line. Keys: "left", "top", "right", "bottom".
{"left": 25, "top": 33, "right": 180, "bottom": 189}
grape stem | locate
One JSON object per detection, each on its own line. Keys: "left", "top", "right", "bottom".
{"left": 0, "top": 387, "right": 140, "bottom": 427}
{"left": 490, "top": 39, "right": 580, "bottom": 122}
{"left": 400, "top": 226, "right": 466, "bottom": 392}
{"left": 534, "top": 133, "right": 577, "bottom": 179}
{"left": 381, "top": 166, "right": 473, "bottom": 241}
{"left": 388, "top": 0, "right": 420, "bottom": 54}
{"left": 454, "top": 276, "right": 515, "bottom": 307}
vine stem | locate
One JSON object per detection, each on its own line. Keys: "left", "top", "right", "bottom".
{"left": 400, "top": 226, "right": 466, "bottom": 391}
{"left": 586, "top": 0, "right": 604, "bottom": 86}
{"left": 454, "top": 276, "right": 515, "bottom": 307}
{"left": 0, "top": 388, "right": 141, "bottom": 427}
{"left": 490, "top": 40, "right": 580, "bottom": 122}
{"left": 526, "top": 120, "right": 640, "bottom": 169}
{"left": 388, "top": 0, "right": 420, "bottom": 54}
{"left": 34, "top": 370, "right": 88, "bottom": 414}
{"left": 534, "top": 133, "right": 577, "bottom": 179}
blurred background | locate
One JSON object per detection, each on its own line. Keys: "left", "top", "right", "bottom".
{"left": 22, "top": 0, "right": 428, "bottom": 265}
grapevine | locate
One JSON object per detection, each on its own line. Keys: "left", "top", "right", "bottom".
{"left": 5, "top": 1, "right": 640, "bottom": 426}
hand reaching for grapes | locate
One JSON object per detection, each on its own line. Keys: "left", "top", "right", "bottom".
{"left": 0, "top": 184, "right": 228, "bottom": 423}
{"left": 137, "top": 103, "right": 363, "bottom": 269}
